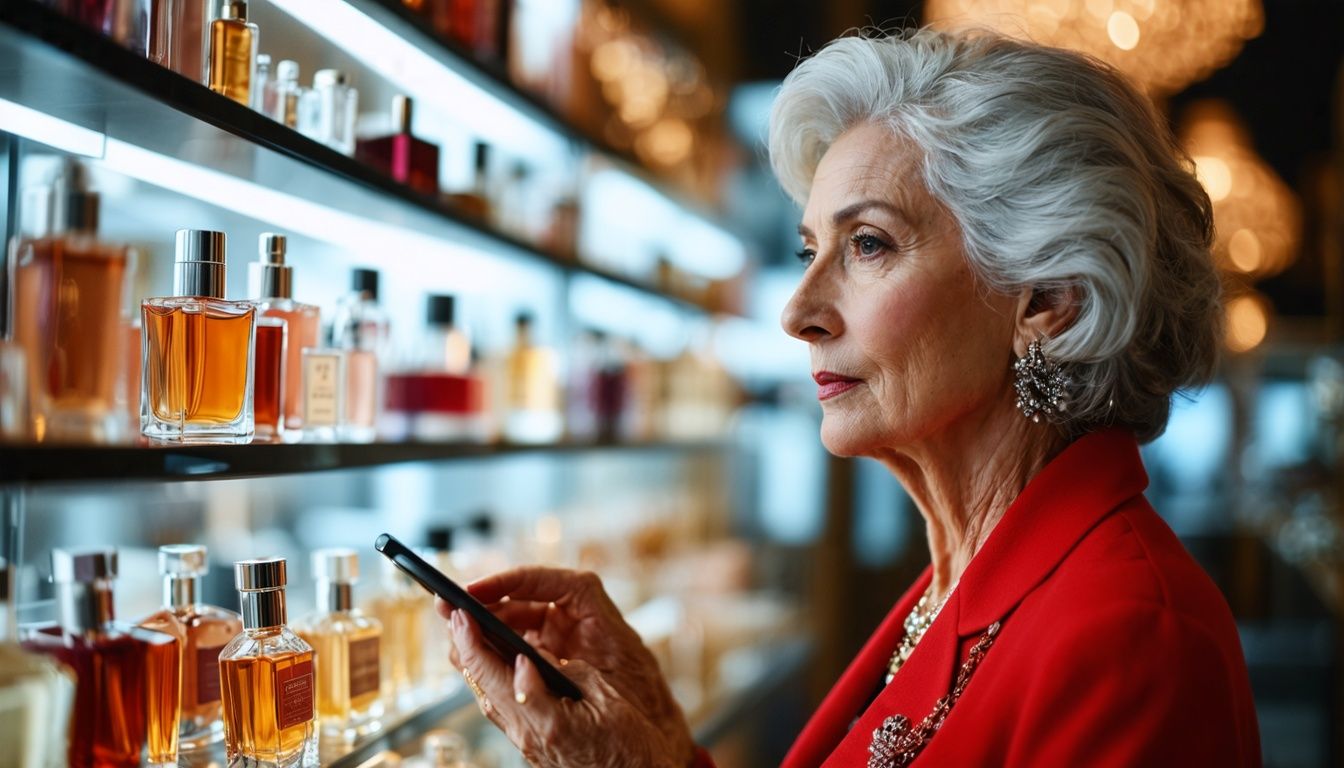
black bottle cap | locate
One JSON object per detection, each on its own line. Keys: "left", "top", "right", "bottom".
{"left": 427, "top": 294, "right": 456, "bottom": 326}
{"left": 352, "top": 268, "right": 379, "bottom": 301}
{"left": 426, "top": 525, "right": 454, "bottom": 551}
{"left": 514, "top": 311, "right": 534, "bottom": 329}
{"left": 466, "top": 512, "right": 494, "bottom": 537}
{"left": 474, "top": 142, "right": 490, "bottom": 172}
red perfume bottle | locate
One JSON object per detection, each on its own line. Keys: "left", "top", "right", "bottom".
{"left": 355, "top": 95, "right": 440, "bottom": 197}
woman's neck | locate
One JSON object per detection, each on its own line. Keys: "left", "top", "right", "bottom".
{"left": 875, "top": 404, "right": 1068, "bottom": 601}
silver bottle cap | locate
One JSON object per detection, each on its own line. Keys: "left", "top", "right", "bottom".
{"left": 314, "top": 69, "right": 347, "bottom": 88}
{"left": 311, "top": 548, "right": 359, "bottom": 584}
{"left": 220, "top": 0, "right": 247, "bottom": 22}
{"left": 249, "top": 232, "right": 293, "bottom": 299}
{"left": 235, "top": 557, "right": 287, "bottom": 591}
{"left": 159, "top": 544, "right": 209, "bottom": 577}
{"left": 174, "top": 229, "right": 228, "bottom": 299}
{"left": 51, "top": 547, "right": 117, "bottom": 583}
{"left": 392, "top": 94, "right": 413, "bottom": 134}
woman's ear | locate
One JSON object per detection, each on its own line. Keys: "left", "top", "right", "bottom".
{"left": 1012, "top": 285, "right": 1080, "bottom": 356}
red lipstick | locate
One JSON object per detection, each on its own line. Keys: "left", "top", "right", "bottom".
{"left": 813, "top": 371, "right": 861, "bottom": 401}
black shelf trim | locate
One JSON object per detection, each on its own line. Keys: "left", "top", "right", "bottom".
{"left": 0, "top": 0, "right": 727, "bottom": 315}
{"left": 0, "top": 438, "right": 729, "bottom": 485}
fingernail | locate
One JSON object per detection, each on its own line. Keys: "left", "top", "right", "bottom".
{"left": 515, "top": 654, "right": 525, "bottom": 667}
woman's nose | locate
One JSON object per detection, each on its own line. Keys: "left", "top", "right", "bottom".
{"left": 781, "top": 269, "right": 839, "bottom": 343}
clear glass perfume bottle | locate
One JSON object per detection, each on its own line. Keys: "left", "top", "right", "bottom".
{"left": 503, "top": 312, "right": 561, "bottom": 443}
{"left": 207, "top": 0, "right": 258, "bottom": 105}
{"left": 330, "top": 268, "right": 389, "bottom": 443}
{"left": 312, "top": 69, "right": 358, "bottom": 155}
{"left": 138, "top": 544, "right": 243, "bottom": 751}
{"left": 22, "top": 548, "right": 181, "bottom": 768}
{"left": 363, "top": 557, "right": 427, "bottom": 709}
{"left": 0, "top": 557, "right": 75, "bottom": 768}
{"left": 141, "top": 229, "right": 257, "bottom": 443}
{"left": 402, "top": 729, "right": 478, "bottom": 768}
{"left": 219, "top": 558, "right": 316, "bottom": 767}
{"left": 265, "top": 59, "right": 303, "bottom": 128}
{"left": 354, "top": 95, "right": 440, "bottom": 196}
{"left": 11, "top": 160, "right": 132, "bottom": 443}
{"left": 250, "top": 233, "right": 321, "bottom": 434}
{"left": 252, "top": 53, "right": 272, "bottom": 112}
{"left": 295, "top": 549, "right": 383, "bottom": 742}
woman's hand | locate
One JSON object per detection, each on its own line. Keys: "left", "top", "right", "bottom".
{"left": 437, "top": 567, "right": 698, "bottom": 768}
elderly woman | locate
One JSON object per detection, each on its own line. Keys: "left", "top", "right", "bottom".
{"left": 440, "top": 28, "right": 1261, "bottom": 767}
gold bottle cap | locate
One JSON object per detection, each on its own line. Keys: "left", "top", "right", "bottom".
{"left": 159, "top": 544, "right": 209, "bottom": 578}
{"left": 234, "top": 557, "right": 287, "bottom": 591}
{"left": 392, "top": 94, "right": 414, "bottom": 134}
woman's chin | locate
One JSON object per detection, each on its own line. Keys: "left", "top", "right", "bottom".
{"left": 819, "top": 419, "right": 877, "bottom": 458}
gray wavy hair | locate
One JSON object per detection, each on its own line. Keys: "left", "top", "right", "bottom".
{"left": 769, "top": 28, "right": 1223, "bottom": 443}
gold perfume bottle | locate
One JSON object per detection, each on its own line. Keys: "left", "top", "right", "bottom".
{"left": 295, "top": 549, "right": 384, "bottom": 742}
{"left": 0, "top": 558, "right": 76, "bottom": 768}
{"left": 139, "top": 545, "right": 243, "bottom": 751}
{"left": 219, "top": 558, "right": 316, "bottom": 767}
{"left": 22, "top": 548, "right": 181, "bottom": 768}
{"left": 503, "top": 312, "right": 561, "bottom": 443}
{"left": 207, "top": 0, "right": 258, "bottom": 105}
{"left": 141, "top": 229, "right": 256, "bottom": 442}
{"left": 364, "top": 557, "right": 427, "bottom": 708}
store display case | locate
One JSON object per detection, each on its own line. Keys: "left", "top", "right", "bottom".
{"left": 0, "top": 1, "right": 809, "bottom": 765}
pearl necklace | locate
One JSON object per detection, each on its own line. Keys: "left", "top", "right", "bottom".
{"left": 886, "top": 582, "right": 956, "bottom": 684}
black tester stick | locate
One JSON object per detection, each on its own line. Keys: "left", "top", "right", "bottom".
{"left": 373, "top": 533, "right": 583, "bottom": 700}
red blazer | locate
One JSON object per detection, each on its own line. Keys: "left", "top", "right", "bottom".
{"left": 774, "top": 429, "right": 1261, "bottom": 767}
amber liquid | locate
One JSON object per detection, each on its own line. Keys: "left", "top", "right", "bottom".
{"left": 141, "top": 629, "right": 182, "bottom": 764}
{"left": 220, "top": 649, "right": 315, "bottom": 764}
{"left": 143, "top": 300, "right": 254, "bottom": 427}
{"left": 254, "top": 321, "right": 285, "bottom": 437}
{"left": 12, "top": 235, "right": 129, "bottom": 440}
{"left": 297, "top": 620, "right": 382, "bottom": 726}
{"left": 366, "top": 592, "right": 425, "bottom": 702}
{"left": 142, "top": 605, "right": 242, "bottom": 749}
{"left": 208, "top": 18, "right": 255, "bottom": 105}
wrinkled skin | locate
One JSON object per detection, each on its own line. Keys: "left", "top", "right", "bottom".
{"left": 441, "top": 567, "right": 697, "bottom": 768}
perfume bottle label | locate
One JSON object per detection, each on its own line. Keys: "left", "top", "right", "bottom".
{"left": 197, "top": 644, "right": 225, "bottom": 705}
{"left": 348, "top": 635, "right": 381, "bottom": 700}
{"left": 304, "top": 353, "right": 341, "bottom": 427}
{"left": 275, "top": 659, "right": 315, "bottom": 731}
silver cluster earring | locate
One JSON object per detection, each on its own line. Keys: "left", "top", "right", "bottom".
{"left": 1013, "top": 339, "right": 1069, "bottom": 423}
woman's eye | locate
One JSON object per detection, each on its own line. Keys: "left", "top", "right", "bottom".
{"left": 851, "top": 234, "right": 889, "bottom": 258}
{"left": 795, "top": 248, "right": 816, "bottom": 266}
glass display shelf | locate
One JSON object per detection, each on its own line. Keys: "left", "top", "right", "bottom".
{"left": 692, "top": 636, "right": 813, "bottom": 748}
{"left": 0, "top": 439, "right": 729, "bottom": 485}
{"left": 0, "top": 0, "right": 726, "bottom": 315}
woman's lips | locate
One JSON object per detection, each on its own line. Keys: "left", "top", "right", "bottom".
{"left": 813, "top": 371, "right": 862, "bottom": 401}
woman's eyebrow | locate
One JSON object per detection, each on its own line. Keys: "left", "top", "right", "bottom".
{"left": 798, "top": 199, "right": 905, "bottom": 239}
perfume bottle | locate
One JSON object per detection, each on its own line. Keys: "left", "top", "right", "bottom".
{"left": 295, "top": 549, "right": 383, "bottom": 742}
{"left": 138, "top": 545, "right": 243, "bottom": 751}
{"left": 402, "top": 729, "right": 478, "bottom": 768}
{"left": 363, "top": 557, "right": 427, "bottom": 708}
{"left": 446, "top": 141, "right": 491, "bottom": 219}
{"left": 219, "top": 558, "right": 317, "bottom": 767}
{"left": 503, "top": 312, "right": 561, "bottom": 443}
{"left": 330, "top": 269, "right": 388, "bottom": 443}
{"left": 384, "top": 295, "right": 485, "bottom": 441}
{"left": 300, "top": 347, "right": 346, "bottom": 442}
{"left": 22, "top": 548, "right": 181, "bottom": 768}
{"left": 207, "top": 0, "right": 258, "bottom": 105}
{"left": 141, "top": 229, "right": 257, "bottom": 442}
{"left": 312, "top": 69, "right": 358, "bottom": 155}
{"left": 265, "top": 59, "right": 304, "bottom": 128}
{"left": 253, "top": 315, "right": 286, "bottom": 440}
{"left": 0, "top": 558, "right": 75, "bottom": 768}
{"left": 250, "top": 234, "right": 321, "bottom": 433}
{"left": 354, "top": 95, "right": 440, "bottom": 196}
{"left": 252, "top": 53, "right": 272, "bottom": 112}
{"left": 11, "top": 160, "right": 132, "bottom": 443}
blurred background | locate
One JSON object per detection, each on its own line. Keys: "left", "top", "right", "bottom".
{"left": 0, "top": 0, "right": 1340, "bottom": 766}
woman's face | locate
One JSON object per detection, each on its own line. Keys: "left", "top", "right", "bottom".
{"left": 782, "top": 122, "right": 1020, "bottom": 457}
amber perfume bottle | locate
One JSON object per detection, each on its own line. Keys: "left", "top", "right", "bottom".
{"left": 142, "top": 229, "right": 257, "bottom": 442}
{"left": 295, "top": 549, "right": 383, "bottom": 742}
{"left": 11, "top": 160, "right": 132, "bottom": 443}
{"left": 330, "top": 269, "right": 388, "bottom": 443}
{"left": 220, "top": 558, "right": 316, "bottom": 767}
{"left": 138, "top": 545, "right": 243, "bottom": 751}
{"left": 250, "top": 234, "right": 321, "bottom": 434}
{"left": 364, "top": 557, "right": 427, "bottom": 708}
{"left": 22, "top": 548, "right": 181, "bottom": 768}
{"left": 355, "top": 95, "right": 440, "bottom": 196}
{"left": 503, "top": 312, "right": 561, "bottom": 443}
{"left": 0, "top": 557, "right": 76, "bottom": 767}
{"left": 207, "top": 0, "right": 258, "bottom": 105}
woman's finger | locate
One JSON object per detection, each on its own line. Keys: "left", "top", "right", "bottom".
{"left": 450, "top": 610, "right": 515, "bottom": 727}
{"left": 469, "top": 566, "right": 597, "bottom": 605}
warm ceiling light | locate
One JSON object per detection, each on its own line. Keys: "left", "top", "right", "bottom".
{"left": 925, "top": 0, "right": 1264, "bottom": 95}
{"left": 1180, "top": 100, "right": 1301, "bottom": 280}
{"left": 1225, "top": 293, "right": 1269, "bottom": 353}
